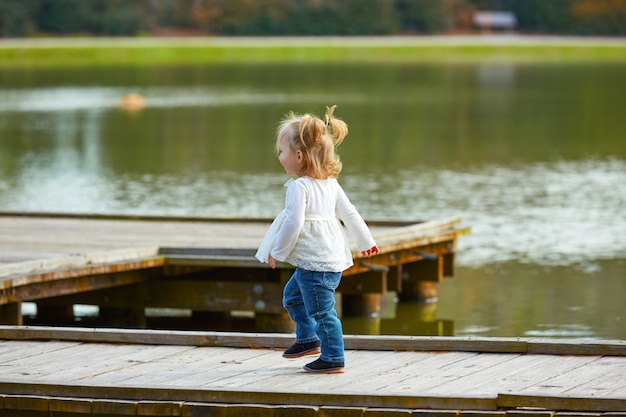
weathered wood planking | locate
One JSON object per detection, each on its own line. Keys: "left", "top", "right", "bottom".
{"left": 0, "top": 328, "right": 625, "bottom": 415}
{"left": 2, "top": 326, "right": 625, "bottom": 355}
{"left": 0, "top": 212, "right": 465, "bottom": 265}
{"left": 0, "top": 212, "right": 417, "bottom": 264}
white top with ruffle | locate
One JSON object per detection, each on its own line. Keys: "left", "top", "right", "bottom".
{"left": 255, "top": 177, "right": 376, "bottom": 272}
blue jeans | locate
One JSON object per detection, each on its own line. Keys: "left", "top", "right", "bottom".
{"left": 282, "top": 268, "right": 344, "bottom": 363}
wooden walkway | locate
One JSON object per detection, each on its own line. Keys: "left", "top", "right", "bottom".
{"left": 0, "top": 212, "right": 429, "bottom": 265}
{"left": 0, "top": 327, "right": 625, "bottom": 416}
{"left": 3, "top": 213, "right": 624, "bottom": 416}
{"left": 0, "top": 212, "right": 467, "bottom": 328}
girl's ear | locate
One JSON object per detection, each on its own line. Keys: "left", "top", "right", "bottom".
{"left": 295, "top": 150, "right": 303, "bottom": 162}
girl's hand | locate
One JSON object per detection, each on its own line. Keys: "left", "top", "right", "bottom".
{"left": 361, "top": 245, "right": 379, "bottom": 258}
{"left": 268, "top": 255, "right": 277, "bottom": 269}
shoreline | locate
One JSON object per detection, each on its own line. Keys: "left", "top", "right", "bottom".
{"left": 1, "top": 34, "right": 626, "bottom": 46}
{"left": 1, "top": 35, "right": 625, "bottom": 66}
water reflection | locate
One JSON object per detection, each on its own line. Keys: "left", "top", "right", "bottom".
{"left": 439, "top": 259, "right": 626, "bottom": 340}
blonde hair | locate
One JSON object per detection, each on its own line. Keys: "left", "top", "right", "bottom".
{"left": 275, "top": 105, "right": 348, "bottom": 179}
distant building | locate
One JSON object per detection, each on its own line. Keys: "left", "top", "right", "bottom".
{"left": 473, "top": 11, "right": 517, "bottom": 32}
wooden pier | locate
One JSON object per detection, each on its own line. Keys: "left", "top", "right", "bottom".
{"left": 1, "top": 214, "right": 625, "bottom": 416}
{"left": 0, "top": 326, "right": 625, "bottom": 416}
{"left": 0, "top": 212, "right": 468, "bottom": 330}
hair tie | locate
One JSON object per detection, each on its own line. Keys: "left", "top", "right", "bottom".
{"left": 324, "top": 105, "right": 337, "bottom": 126}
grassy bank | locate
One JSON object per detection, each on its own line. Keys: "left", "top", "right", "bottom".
{"left": 1, "top": 36, "right": 625, "bottom": 67}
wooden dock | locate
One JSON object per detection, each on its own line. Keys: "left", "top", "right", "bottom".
{"left": 0, "top": 326, "right": 625, "bottom": 416}
{"left": 0, "top": 212, "right": 468, "bottom": 329}
{"left": 1, "top": 214, "right": 625, "bottom": 416}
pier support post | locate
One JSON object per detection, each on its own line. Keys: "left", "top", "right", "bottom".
{"left": 36, "top": 304, "right": 74, "bottom": 325}
{"left": 0, "top": 302, "right": 22, "bottom": 325}
{"left": 399, "top": 257, "right": 443, "bottom": 302}
{"left": 100, "top": 307, "right": 146, "bottom": 328}
{"left": 342, "top": 293, "right": 382, "bottom": 317}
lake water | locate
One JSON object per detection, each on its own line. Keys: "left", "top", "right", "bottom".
{"left": 1, "top": 62, "right": 625, "bottom": 340}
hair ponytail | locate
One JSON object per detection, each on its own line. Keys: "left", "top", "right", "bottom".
{"left": 324, "top": 105, "right": 348, "bottom": 147}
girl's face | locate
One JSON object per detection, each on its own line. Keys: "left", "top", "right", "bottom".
{"left": 277, "top": 136, "right": 302, "bottom": 177}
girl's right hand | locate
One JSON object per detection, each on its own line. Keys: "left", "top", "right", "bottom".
{"left": 361, "top": 245, "right": 380, "bottom": 258}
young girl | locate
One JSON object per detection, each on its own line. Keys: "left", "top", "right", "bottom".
{"left": 255, "top": 105, "right": 379, "bottom": 374}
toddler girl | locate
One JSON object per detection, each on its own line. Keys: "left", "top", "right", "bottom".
{"left": 256, "top": 105, "right": 379, "bottom": 374}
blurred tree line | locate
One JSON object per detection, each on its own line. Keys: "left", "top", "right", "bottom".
{"left": 1, "top": 0, "right": 625, "bottom": 38}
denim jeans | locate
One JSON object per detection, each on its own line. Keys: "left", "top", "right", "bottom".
{"left": 282, "top": 268, "right": 344, "bottom": 363}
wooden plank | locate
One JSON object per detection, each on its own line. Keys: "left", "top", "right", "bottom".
{"left": 272, "top": 405, "right": 320, "bottom": 417}
{"left": 0, "top": 247, "right": 161, "bottom": 280}
{"left": 458, "top": 412, "right": 505, "bottom": 417}
{"left": 321, "top": 350, "right": 423, "bottom": 392}
{"left": 12, "top": 326, "right": 625, "bottom": 356}
{"left": 1, "top": 261, "right": 164, "bottom": 304}
{"left": 0, "top": 340, "right": 81, "bottom": 364}
{"left": 402, "top": 411, "right": 462, "bottom": 417}
{"left": 158, "top": 347, "right": 266, "bottom": 387}
{"left": 513, "top": 355, "right": 623, "bottom": 396}
{"left": 72, "top": 345, "right": 200, "bottom": 385}
{"left": 1, "top": 342, "right": 198, "bottom": 386}
{"left": 384, "top": 353, "right": 515, "bottom": 394}
{"left": 364, "top": 408, "right": 414, "bottom": 416}
{"left": 105, "top": 348, "right": 276, "bottom": 387}
{"left": 339, "top": 351, "right": 480, "bottom": 394}
{"left": 528, "top": 339, "right": 626, "bottom": 356}
{"left": 566, "top": 360, "right": 626, "bottom": 398}
{"left": 497, "top": 393, "right": 626, "bottom": 412}
{"left": 221, "top": 403, "right": 277, "bottom": 417}
{"left": 414, "top": 352, "right": 563, "bottom": 396}
{"left": 48, "top": 396, "right": 93, "bottom": 414}
{"left": 224, "top": 349, "right": 358, "bottom": 393}
{"left": 319, "top": 405, "right": 367, "bottom": 417}
{"left": 195, "top": 350, "right": 287, "bottom": 389}
{"left": 0, "top": 342, "right": 121, "bottom": 380}
{"left": 343, "top": 335, "right": 528, "bottom": 353}
{"left": 137, "top": 400, "right": 183, "bottom": 416}
{"left": 92, "top": 398, "right": 138, "bottom": 415}
{"left": 3, "top": 395, "right": 49, "bottom": 411}
{"left": 163, "top": 255, "right": 264, "bottom": 269}
{"left": 30, "top": 343, "right": 176, "bottom": 382}
{"left": 181, "top": 402, "right": 229, "bottom": 417}
{"left": 0, "top": 326, "right": 531, "bottom": 353}
{"left": 0, "top": 380, "right": 498, "bottom": 411}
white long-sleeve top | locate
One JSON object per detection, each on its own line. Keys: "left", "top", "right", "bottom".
{"left": 255, "top": 176, "right": 376, "bottom": 272}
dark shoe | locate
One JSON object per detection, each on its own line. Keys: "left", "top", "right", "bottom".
{"left": 282, "top": 341, "right": 321, "bottom": 359}
{"left": 303, "top": 358, "right": 345, "bottom": 374}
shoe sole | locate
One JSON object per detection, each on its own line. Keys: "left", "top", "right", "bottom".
{"left": 303, "top": 366, "right": 345, "bottom": 374}
{"left": 282, "top": 347, "right": 321, "bottom": 359}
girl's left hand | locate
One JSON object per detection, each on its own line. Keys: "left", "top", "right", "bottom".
{"left": 361, "top": 245, "right": 379, "bottom": 258}
{"left": 268, "top": 255, "right": 277, "bottom": 269}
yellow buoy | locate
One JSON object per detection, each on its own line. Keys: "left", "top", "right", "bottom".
{"left": 119, "top": 93, "right": 146, "bottom": 112}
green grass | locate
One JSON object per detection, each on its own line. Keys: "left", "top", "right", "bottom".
{"left": 1, "top": 37, "right": 625, "bottom": 67}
